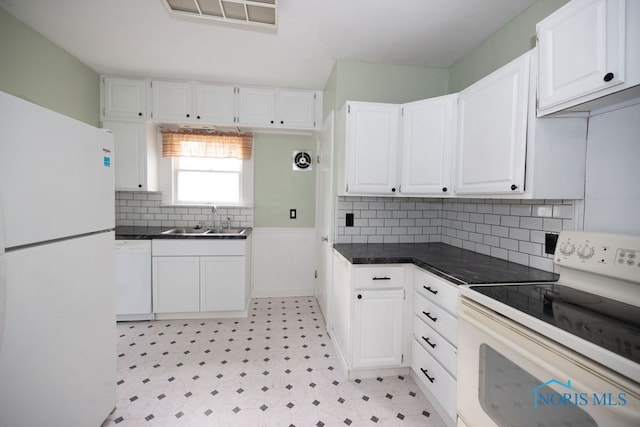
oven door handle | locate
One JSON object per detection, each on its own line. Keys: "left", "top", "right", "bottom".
{"left": 420, "top": 368, "right": 435, "bottom": 383}
{"left": 422, "top": 311, "right": 437, "bottom": 322}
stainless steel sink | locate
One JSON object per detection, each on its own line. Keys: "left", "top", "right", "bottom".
{"left": 161, "top": 227, "right": 246, "bottom": 236}
{"left": 161, "top": 227, "right": 209, "bottom": 235}
{"left": 206, "top": 228, "right": 246, "bottom": 235}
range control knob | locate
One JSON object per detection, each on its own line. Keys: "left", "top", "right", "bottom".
{"left": 577, "top": 245, "right": 595, "bottom": 260}
{"left": 559, "top": 242, "right": 575, "bottom": 256}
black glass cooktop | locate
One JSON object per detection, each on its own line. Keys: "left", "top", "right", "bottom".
{"left": 470, "top": 283, "right": 640, "bottom": 364}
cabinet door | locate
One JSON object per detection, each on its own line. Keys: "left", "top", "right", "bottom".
{"left": 102, "top": 77, "right": 147, "bottom": 120}
{"left": 195, "top": 83, "right": 237, "bottom": 124}
{"left": 103, "top": 121, "right": 147, "bottom": 190}
{"left": 537, "top": 0, "right": 626, "bottom": 111}
{"left": 352, "top": 289, "right": 404, "bottom": 368}
{"left": 277, "top": 89, "right": 316, "bottom": 128}
{"left": 455, "top": 52, "right": 530, "bottom": 195}
{"left": 237, "top": 86, "right": 275, "bottom": 126}
{"left": 152, "top": 256, "right": 200, "bottom": 313}
{"left": 152, "top": 80, "right": 193, "bottom": 122}
{"left": 345, "top": 102, "right": 400, "bottom": 194}
{"left": 200, "top": 256, "right": 245, "bottom": 311}
{"left": 400, "top": 95, "right": 456, "bottom": 195}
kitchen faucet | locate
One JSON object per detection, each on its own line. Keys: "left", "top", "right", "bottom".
{"left": 210, "top": 205, "right": 217, "bottom": 229}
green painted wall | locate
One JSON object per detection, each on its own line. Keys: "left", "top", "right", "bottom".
{"left": 253, "top": 133, "right": 316, "bottom": 228}
{"left": 0, "top": 7, "right": 100, "bottom": 126}
{"left": 447, "top": 0, "right": 569, "bottom": 93}
{"left": 324, "top": 60, "right": 449, "bottom": 115}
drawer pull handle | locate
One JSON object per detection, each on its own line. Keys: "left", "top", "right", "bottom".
{"left": 422, "top": 311, "right": 437, "bottom": 322}
{"left": 422, "top": 336, "right": 436, "bottom": 348}
{"left": 420, "top": 368, "right": 435, "bottom": 383}
{"left": 423, "top": 285, "right": 438, "bottom": 295}
{"left": 372, "top": 276, "right": 391, "bottom": 281}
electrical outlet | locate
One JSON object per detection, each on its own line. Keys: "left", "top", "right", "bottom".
{"left": 346, "top": 213, "right": 354, "bottom": 227}
{"left": 545, "top": 233, "right": 559, "bottom": 255}
{"left": 289, "top": 209, "right": 296, "bottom": 219}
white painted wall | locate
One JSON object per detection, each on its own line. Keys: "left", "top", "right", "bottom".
{"left": 584, "top": 99, "right": 640, "bottom": 235}
{"left": 251, "top": 228, "right": 316, "bottom": 297}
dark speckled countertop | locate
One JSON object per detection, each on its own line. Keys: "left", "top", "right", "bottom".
{"left": 333, "top": 242, "right": 558, "bottom": 286}
{"left": 115, "top": 226, "right": 251, "bottom": 240}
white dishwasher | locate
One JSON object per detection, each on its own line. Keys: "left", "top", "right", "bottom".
{"left": 115, "top": 240, "right": 153, "bottom": 321}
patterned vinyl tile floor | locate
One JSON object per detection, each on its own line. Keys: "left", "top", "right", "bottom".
{"left": 102, "top": 297, "right": 445, "bottom": 426}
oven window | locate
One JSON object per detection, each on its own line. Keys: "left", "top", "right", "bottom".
{"left": 479, "top": 344, "right": 597, "bottom": 426}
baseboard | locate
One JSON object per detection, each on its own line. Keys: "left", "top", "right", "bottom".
{"left": 251, "top": 289, "right": 315, "bottom": 298}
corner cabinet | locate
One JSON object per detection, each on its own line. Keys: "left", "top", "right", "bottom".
{"left": 101, "top": 77, "right": 148, "bottom": 121}
{"left": 400, "top": 95, "right": 457, "bottom": 196}
{"left": 151, "top": 238, "right": 252, "bottom": 318}
{"left": 336, "top": 101, "right": 401, "bottom": 195}
{"left": 331, "top": 251, "right": 410, "bottom": 378}
{"left": 455, "top": 52, "right": 530, "bottom": 195}
{"left": 537, "top": 0, "right": 640, "bottom": 116}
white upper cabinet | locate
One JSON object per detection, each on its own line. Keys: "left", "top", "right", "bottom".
{"left": 277, "top": 89, "right": 317, "bottom": 129}
{"left": 151, "top": 80, "right": 193, "bottom": 122}
{"left": 237, "top": 87, "right": 318, "bottom": 129}
{"left": 194, "top": 83, "right": 237, "bottom": 124}
{"left": 338, "top": 101, "right": 401, "bottom": 195}
{"left": 101, "top": 77, "right": 147, "bottom": 121}
{"left": 537, "top": 0, "right": 640, "bottom": 115}
{"left": 102, "top": 121, "right": 158, "bottom": 192}
{"left": 455, "top": 51, "right": 530, "bottom": 195}
{"left": 400, "top": 95, "right": 457, "bottom": 196}
{"left": 237, "top": 86, "right": 276, "bottom": 127}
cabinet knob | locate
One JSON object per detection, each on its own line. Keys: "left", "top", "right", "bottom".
{"left": 604, "top": 72, "right": 615, "bottom": 82}
{"left": 442, "top": 187, "right": 447, "bottom": 192}
{"left": 391, "top": 187, "right": 396, "bottom": 193}
{"left": 280, "top": 120, "right": 284, "bottom": 124}
{"left": 270, "top": 120, "right": 274, "bottom": 124}
{"left": 138, "top": 184, "right": 142, "bottom": 188}
{"left": 510, "top": 184, "right": 518, "bottom": 191}
{"left": 197, "top": 115, "right": 201, "bottom": 119}
{"left": 138, "top": 112, "right": 143, "bottom": 117}
{"left": 357, "top": 294, "right": 362, "bottom": 300}
{"left": 186, "top": 114, "right": 190, "bottom": 118}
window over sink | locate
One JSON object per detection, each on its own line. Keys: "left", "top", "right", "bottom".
{"left": 159, "top": 128, "right": 254, "bottom": 206}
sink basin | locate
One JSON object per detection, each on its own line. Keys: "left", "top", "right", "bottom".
{"left": 206, "top": 228, "right": 246, "bottom": 235}
{"left": 161, "top": 227, "right": 209, "bottom": 235}
{"left": 161, "top": 227, "right": 246, "bottom": 236}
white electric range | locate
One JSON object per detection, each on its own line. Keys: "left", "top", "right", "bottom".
{"left": 457, "top": 231, "right": 640, "bottom": 427}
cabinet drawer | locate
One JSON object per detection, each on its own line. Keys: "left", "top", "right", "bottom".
{"left": 414, "top": 292, "right": 457, "bottom": 346}
{"left": 413, "top": 315, "right": 457, "bottom": 378}
{"left": 354, "top": 265, "right": 405, "bottom": 289}
{"left": 411, "top": 338, "right": 456, "bottom": 422}
{"left": 414, "top": 268, "right": 458, "bottom": 315}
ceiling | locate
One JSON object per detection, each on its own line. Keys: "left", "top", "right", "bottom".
{"left": 2, "top": 0, "right": 538, "bottom": 90}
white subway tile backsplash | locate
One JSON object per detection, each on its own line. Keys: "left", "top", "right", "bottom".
{"left": 336, "top": 196, "right": 577, "bottom": 272}
{"left": 115, "top": 191, "right": 254, "bottom": 229}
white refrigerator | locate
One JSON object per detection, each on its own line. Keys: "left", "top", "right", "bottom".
{"left": 0, "top": 91, "right": 116, "bottom": 427}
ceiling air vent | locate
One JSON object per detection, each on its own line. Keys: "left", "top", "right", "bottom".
{"left": 165, "top": 0, "right": 277, "bottom": 29}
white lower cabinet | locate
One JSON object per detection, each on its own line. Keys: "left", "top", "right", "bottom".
{"left": 151, "top": 239, "right": 250, "bottom": 317}
{"left": 200, "top": 256, "right": 245, "bottom": 311}
{"left": 352, "top": 289, "right": 404, "bottom": 368}
{"left": 152, "top": 256, "right": 200, "bottom": 313}
{"left": 330, "top": 251, "right": 410, "bottom": 378}
{"left": 411, "top": 267, "right": 459, "bottom": 427}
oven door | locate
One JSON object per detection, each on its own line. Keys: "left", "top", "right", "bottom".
{"left": 457, "top": 297, "right": 640, "bottom": 427}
